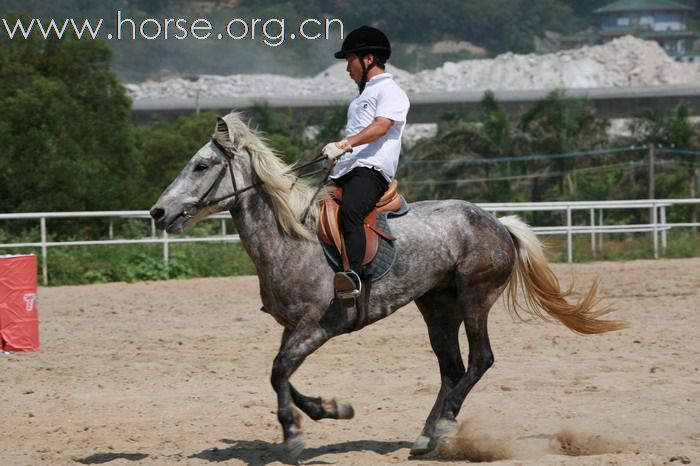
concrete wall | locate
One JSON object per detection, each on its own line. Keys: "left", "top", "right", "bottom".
{"left": 131, "top": 85, "right": 700, "bottom": 124}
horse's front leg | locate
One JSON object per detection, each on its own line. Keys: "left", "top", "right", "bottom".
{"left": 271, "top": 319, "right": 339, "bottom": 459}
{"left": 275, "top": 328, "right": 354, "bottom": 422}
{"left": 289, "top": 384, "right": 355, "bottom": 420}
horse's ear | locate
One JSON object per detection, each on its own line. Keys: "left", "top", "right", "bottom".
{"left": 214, "top": 117, "right": 233, "bottom": 148}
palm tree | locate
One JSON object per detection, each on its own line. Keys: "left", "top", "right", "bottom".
{"left": 518, "top": 90, "right": 609, "bottom": 201}
{"left": 404, "top": 92, "right": 529, "bottom": 202}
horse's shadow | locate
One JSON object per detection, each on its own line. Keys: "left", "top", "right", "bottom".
{"left": 76, "top": 453, "right": 149, "bottom": 464}
{"left": 189, "top": 438, "right": 412, "bottom": 465}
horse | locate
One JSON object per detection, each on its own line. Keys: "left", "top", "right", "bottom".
{"left": 150, "top": 112, "right": 625, "bottom": 460}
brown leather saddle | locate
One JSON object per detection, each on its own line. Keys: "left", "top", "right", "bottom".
{"left": 319, "top": 179, "right": 404, "bottom": 271}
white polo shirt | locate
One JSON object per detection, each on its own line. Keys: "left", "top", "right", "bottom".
{"left": 331, "top": 73, "right": 410, "bottom": 181}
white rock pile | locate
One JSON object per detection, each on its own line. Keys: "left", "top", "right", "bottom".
{"left": 126, "top": 36, "right": 700, "bottom": 100}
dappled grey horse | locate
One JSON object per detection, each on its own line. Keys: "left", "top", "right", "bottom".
{"left": 150, "top": 112, "right": 624, "bottom": 459}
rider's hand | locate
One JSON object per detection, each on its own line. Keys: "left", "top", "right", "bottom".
{"left": 322, "top": 139, "right": 353, "bottom": 163}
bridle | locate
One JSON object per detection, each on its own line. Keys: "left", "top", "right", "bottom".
{"left": 195, "top": 138, "right": 261, "bottom": 209}
{"left": 195, "top": 138, "right": 329, "bottom": 211}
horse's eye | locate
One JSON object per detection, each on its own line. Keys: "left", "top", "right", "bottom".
{"left": 194, "top": 162, "right": 208, "bottom": 172}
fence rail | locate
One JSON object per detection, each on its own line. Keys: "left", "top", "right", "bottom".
{"left": 1, "top": 198, "right": 698, "bottom": 285}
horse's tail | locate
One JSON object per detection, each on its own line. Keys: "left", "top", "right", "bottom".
{"left": 499, "top": 215, "right": 626, "bottom": 335}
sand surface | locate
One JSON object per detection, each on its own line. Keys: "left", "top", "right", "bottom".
{"left": 2, "top": 258, "right": 699, "bottom": 465}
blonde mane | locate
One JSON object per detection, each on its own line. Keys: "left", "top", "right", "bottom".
{"left": 213, "top": 112, "right": 320, "bottom": 240}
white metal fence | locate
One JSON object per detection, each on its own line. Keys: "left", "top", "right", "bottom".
{"left": 1, "top": 198, "right": 698, "bottom": 285}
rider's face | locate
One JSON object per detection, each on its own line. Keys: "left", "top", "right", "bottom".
{"left": 345, "top": 53, "right": 374, "bottom": 85}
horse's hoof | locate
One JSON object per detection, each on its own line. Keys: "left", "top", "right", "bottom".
{"left": 434, "top": 418, "right": 458, "bottom": 438}
{"left": 409, "top": 434, "right": 435, "bottom": 456}
{"left": 335, "top": 400, "right": 354, "bottom": 419}
{"left": 284, "top": 435, "right": 305, "bottom": 461}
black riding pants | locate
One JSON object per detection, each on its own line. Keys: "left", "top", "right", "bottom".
{"left": 333, "top": 167, "right": 390, "bottom": 275}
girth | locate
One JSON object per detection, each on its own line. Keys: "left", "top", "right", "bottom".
{"left": 319, "top": 179, "right": 404, "bottom": 271}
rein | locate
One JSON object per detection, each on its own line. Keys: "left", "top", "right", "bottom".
{"left": 196, "top": 138, "right": 328, "bottom": 209}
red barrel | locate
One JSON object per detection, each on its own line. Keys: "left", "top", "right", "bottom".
{"left": 0, "top": 254, "right": 40, "bottom": 352}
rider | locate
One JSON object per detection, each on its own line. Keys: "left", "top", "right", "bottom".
{"left": 322, "top": 25, "right": 410, "bottom": 299}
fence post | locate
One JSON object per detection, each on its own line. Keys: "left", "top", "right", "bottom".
{"left": 598, "top": 209, "right": 604, "bottom": 253}
{"left": 567, "top": 206, "right": 573, "bottom": 264}
{"left": 648, "top": 144, "right": 655, "bottom": 199}
{"left": 590, "top": 208, "right": 595, "bottom": 255}
{"left": 40, "top": 217, "right": 48, "bottom": 286}
{"left": 692, "top": 169, "right": 699, "bottom": 233}
{"left": 649, "top": 145, "right": 656, "bottom": 258}
{"left": 163, "top": 230, "right": 169, "bottom": 265}
{"left": 652, "top": 203, "right": 659, "bottom": 259}
{"left": 661, "top": 205, "right": 667, "bottom": 253}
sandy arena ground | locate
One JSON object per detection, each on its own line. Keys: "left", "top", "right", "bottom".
{"left": 1, "top": 258, "right": 699, "bottom": 465}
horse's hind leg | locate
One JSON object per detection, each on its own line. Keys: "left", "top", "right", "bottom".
{"left": 432, "top": 283, "right": 506, "bottom": 439}
{"left": 411, "top": 289, "right": 466, "bottom": 456}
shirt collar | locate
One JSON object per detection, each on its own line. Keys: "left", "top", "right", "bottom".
{"left": 365, "top": 72, "right": 392, "bottom": 87}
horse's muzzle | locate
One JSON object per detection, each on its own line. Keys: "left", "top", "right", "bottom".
{"left": 150, "top": 204, "right": 193, "bottom": 233}
{"left": 150, "top": 206, "right": 165, "bottom": 224}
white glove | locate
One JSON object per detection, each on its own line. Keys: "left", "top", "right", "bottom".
{"left": 322, "top": 139, "right": 353, "bottom": 163}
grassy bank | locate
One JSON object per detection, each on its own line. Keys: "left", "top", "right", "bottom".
{"left": 45, "top": 242, "right": 256, "bottom": 285}
{"left": 2, "top": 242, "right": 254, "bottom": 286}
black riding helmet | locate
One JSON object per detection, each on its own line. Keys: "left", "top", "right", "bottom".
{"left": 334, "top": 25, "right": 391, "bottom": 61}
{"left": 334, "top": 25, "right": 391, "bottom": 93}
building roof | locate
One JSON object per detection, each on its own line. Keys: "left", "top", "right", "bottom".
{"left": 561, "top": 29, "right": 697, "bottom": 43}
{"left": 594, "top": 0, "right": 695, "bottom": 14}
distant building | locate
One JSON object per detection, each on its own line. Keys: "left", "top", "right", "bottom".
{"left": 562, "top": 0, "right": 698, "bottom": 59}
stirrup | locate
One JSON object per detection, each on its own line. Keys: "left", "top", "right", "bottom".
{"left": 334, "top": 271, "right": 361, "bottom": 300}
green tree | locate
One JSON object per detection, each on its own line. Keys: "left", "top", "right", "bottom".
{"left": 403, "top": 90, "right": 614, "bottom": 205}
{"left": 0, "top": 14, "right": 140, "bottom": 213}
{"left": 404, "top": 92, "right": 530, "bottom": 201}
{"left": 136, "top": 104, "right": 342, "bottom": 209}
{"left": 136, "top": 111, "right": 220, "bottom": 207}
{"left": 629, "top": 102, "right": 695, "bottom": 149}
{"left": 135, "top": 0, "right": 169, "bottom": 15}
{"left": 518, "top": 90, "right": 608, "bottom": 200}
{"left": 628, "top": 102, "right": 700, "bottom": 200}
{"left": 569, "top": 0, "right": 612, "bottom": 20}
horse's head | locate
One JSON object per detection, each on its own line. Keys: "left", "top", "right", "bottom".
{"left": 150, "top": 116, "right": 252, "bottom": 233}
